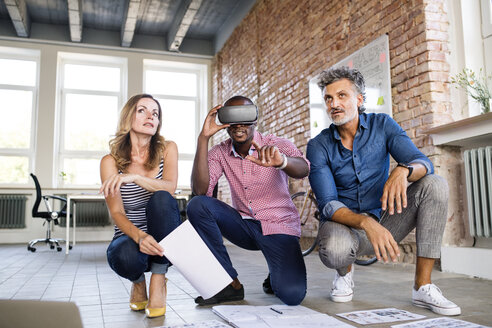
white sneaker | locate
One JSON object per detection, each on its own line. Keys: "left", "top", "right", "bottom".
{"left": 330, "top": 265, "right": 354, "bottom": 302}
{"left": 412, "top": 283, "right": 461, "bottom": 316}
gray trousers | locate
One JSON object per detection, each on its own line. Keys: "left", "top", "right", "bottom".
{"left": 318, "top": 175, "right": 448, "bottom": 276}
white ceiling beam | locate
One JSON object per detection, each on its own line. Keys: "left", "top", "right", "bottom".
{"left": 67, "top": 0, "right": 83, "bottom": 42}
{"left": 167, "top": 0, "right": 203, "bottom": 52}
{"left": 121, "top": 0, "right": 142, "bottom": 47}
{"left": 4, "top": 0, "right": 30, "bottom": 37}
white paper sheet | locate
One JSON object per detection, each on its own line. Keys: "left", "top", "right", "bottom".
{"left": 212, "top": 305, "right": 320, "bottom": 322}
{"left": 212, "top": 305, "right": 355, "bottom": 328}
{"left": 391, "top": 317, "right": 491, "bottom": 328}
{"left": 337, "top": 308, "right": 425, "bottom": 325}
{"left": 160, "top": 220, "right": 232, "bottom": 299}
{"left": 262, "top": 313, "right": 354, "bottom": 328}
{"left": 160, "top": 320, "right": 232, "bottom": 328}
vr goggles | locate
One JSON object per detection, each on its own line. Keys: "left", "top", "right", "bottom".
{"left": 218, "top": 105, "right": 258, "bottom": 125}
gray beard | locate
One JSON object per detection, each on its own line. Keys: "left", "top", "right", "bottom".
{"left": 330, "top": 108, "right": 358, "bottom": 126}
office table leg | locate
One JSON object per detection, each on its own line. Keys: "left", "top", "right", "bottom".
{"left": 73, "top": 202, "right": 77, "bottom": 247}
{"left": 66, "top": 197, "right": 71, "bottom": 254}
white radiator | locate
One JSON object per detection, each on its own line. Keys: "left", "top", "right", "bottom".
{"left": 463, "top": 146, "right": 492, "bottom": 237}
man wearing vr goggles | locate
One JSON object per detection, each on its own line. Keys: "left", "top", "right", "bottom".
{"left": 187, "top": 95, "right": 310, "bottom": 306}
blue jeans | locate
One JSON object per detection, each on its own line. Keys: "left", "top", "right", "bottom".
{"left": 186, "top": 196, "right": 307, "bottom": 305}
{"left": 107, "top": 191, "right": 181, "bottom": 283}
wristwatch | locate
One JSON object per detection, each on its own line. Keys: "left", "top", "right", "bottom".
{"left": 397, "top": 163, "right": 413, "bottom": 178}
{"left": 276, "top": 154, "right": 288, "bottom": 170}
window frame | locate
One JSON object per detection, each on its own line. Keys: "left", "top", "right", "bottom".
{"left": 482, "top": 0, "right": 492, "bottom": 38}
{"left": 56, "top": 52, "right": 127, "bottom": 188}
{"left": 143, "top": 59, "right": 208, "bottom": 190}
{"left": 0, "top": 47, "right": 40, "bottom": 187}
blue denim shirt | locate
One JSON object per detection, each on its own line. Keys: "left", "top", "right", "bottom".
{"left": 306, "top": 113, "right": 433, "bottom": 221}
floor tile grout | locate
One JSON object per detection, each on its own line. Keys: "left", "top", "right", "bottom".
{"left": 0, "top": 242, "right": 491, "bottom": 328}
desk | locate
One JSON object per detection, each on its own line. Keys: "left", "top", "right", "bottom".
{"left": 65, "top": 193, "right": 106, "bottom": 254}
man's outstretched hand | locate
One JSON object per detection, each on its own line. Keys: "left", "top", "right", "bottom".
{"left": 246, "top": 140, "right": 284, "bottom": 168}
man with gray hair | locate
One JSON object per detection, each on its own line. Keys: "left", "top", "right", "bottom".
{"left": 306, "top": 66, "right": 460, "bottom": 316}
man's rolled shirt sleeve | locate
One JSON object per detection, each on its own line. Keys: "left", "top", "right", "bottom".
{"left": 322, "top": 200, "right": 348, "bottom": 221}
{"left": 384, "top": 116, "right": 434, "bottom": 175}
{"left": 306, "top": 138, "right": 347, "bottom": 221}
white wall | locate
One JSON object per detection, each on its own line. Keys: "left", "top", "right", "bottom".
{"left": 442, "top": 246, "right": 492, "bottom": 279}
{"left": 440, "top": 0, "right": 492, "bottom": 279}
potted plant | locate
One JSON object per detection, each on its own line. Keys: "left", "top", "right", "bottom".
{"left": 451, "top": 68, "right": 492, "bottom": 114}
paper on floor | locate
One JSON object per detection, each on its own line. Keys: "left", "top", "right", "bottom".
{"left": 337, "top": 308, "right": 425, "bottom": 325}
{"left": 391, "top": 317, "right": 491, "bottom": 328}
{"left": 212, "top": 305, "right": 354, "bottom": 328}
{"left": 160, "top": 320, "right": 231, "bottom": 328}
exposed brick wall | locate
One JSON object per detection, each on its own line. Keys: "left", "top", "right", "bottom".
{"left": 211, "top": 0, "right": 465, "bottom": 254}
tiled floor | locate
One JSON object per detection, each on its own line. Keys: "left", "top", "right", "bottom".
{"left": 0, "top": 242, "right": 491, "bottom": 327}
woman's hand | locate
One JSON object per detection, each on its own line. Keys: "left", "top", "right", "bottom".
{"left": 100, "top": 173, "right": 137, "bottom": 197}
{"left": 138, "top": 233, "right": 164, "bottom": 256}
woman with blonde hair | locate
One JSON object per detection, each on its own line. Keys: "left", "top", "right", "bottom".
{"left": 100, "top": 94, "right": 180, "bottom": 318}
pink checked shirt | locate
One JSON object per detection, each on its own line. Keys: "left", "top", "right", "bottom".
{"left": 206, "top": 131, "right": 309, "bottom": 237}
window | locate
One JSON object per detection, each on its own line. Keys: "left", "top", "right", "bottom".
{"left": 448, "top": 0, "right": 491, "bottom": 117}
{"left": 56, "top": 53, "right": 127, "bottom": 187}
{"left": 143, "top": 59, "right": 208, "bottom": 189}
{"left": 482, "top": 0, "right": 492, "bottom": 83}
{"left": 482, "top": 0, "right": 492, "bottom": 38}
{"left": 0, "top": 47, "right": 39, "bottom": 185}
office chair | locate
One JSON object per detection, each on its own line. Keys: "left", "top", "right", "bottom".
{"left": 28, "top": 173, "right": 70, "bottom": 252}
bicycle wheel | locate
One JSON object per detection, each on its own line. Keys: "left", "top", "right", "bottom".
{"left": 291, "top": 191, "right": 320, "bottom": 256}
{"left": 354, "top": 255, "right": 378, "bottom": 266}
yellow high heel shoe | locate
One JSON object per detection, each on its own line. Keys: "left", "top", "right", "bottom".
{"left": 130, "top": 300, "right": 148, "bottom": 311}
{"left": 145, "top": 278, "right": 168, "bottom": 318}
{"left": 145, "top": 305, "right": 166, "bottom": 318}
{"left": 130, "top": 280, "right": 148, "bottom": 311}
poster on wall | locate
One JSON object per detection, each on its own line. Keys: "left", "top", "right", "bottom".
{"left": 309, "top": 34, "right": 392, "bottom": 138}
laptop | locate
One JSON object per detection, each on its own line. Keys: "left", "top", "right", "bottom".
{"left": 0, "top": 300, "right": 83, "bottom": 328}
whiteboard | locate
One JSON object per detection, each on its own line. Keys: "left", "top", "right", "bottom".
{"left": 309, "top": 34, "right": 392, "bottom": 138}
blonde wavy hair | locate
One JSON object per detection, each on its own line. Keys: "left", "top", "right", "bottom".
{"left": 109, "top": 94, "right": 165, "bottom": 171}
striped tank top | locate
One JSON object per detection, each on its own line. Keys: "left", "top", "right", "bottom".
{"left": 113, "top": 159, "right": 164, "bottom": 239}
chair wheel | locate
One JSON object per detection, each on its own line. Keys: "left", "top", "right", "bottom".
{"left": 69, "top": 245, "right": 73, "bottom": 250}
{"left": 27, "top": 246, "right": 36, "bottom": 252}
{"left": 50, "top": 245, "right": 55, "bottom": 249}
{"left": 57, "top": 247, "right": 62, "bottom": 252}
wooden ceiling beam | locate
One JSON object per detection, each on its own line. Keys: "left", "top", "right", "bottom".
{"left": 4, "top": 0, "right": 30, "bottom": 37}
{"left": 121, "top": 0, "right": 142, "bottom": 47}
{"left": 167, "top": 0, "right": 203, "bottom": 52}
{"left": 67, "top": 0, "right": 83, "bottom": 42}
